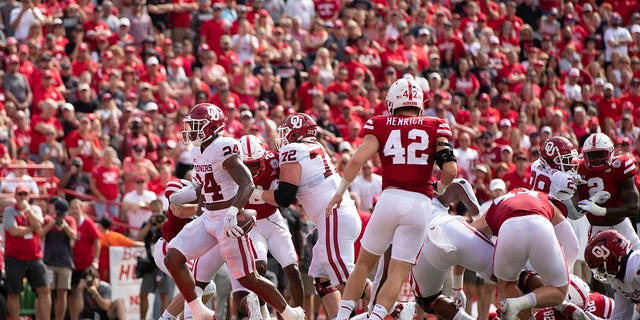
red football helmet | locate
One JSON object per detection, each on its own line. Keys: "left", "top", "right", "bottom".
{"left": 582, "top": 133, "right": 614, "bottom": 171}
{"left": 240, "top": 135, "right": 267, "bottom": 177}
{"left": 276, "top": 113, "right": 317, "bottom": 150}
{"left": 585, "top": 230, "right": 631, "bottom": 283}
{"left": 181, "top": 103, "right": 225, "bottom": 146}
{"left": 540, "top": 136, "right": 578, "bottom": 172}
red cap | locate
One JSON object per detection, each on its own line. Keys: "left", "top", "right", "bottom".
{"left": 97, "top": 34, "right": 108, "bottom": 42}
{"left": 350, "top": 80, "right": 361, "bottom": 88}
{"left": 479, "top": 93, "right": 490, "bottom": 101}
{"left": 344, "top": 46, "right": 355, "bottom": 54}
{"left": 43, "top": 70, "right": 53, "bottom": 78}
{"left": 8, "top": 54, "right": 19, "bottom": 63}
{"left": 15, "top": 185, "right": 30, "bottom": 195}
{"left": 102, "top": 50, "right": 114, "bottom": 59}
{"left": 243, "top": 59, "right": 252, "bottom": 65}
{"left": 334, "top": 20, "right": 344, "bottom": 28}
{"left": 125, "top": 46, "right": 136, "bottom": 53}
{"left": 623, "top": 101, "right": 634, "bottom": 110}
{"left": 226, "top": 102, "right": 237, "bottom": 110}
{"left": 478, "top": 13, "right": 487, "bottom": 21}
{"left": 258, "top": 9, "right": 269, "bottom": 16}
{"left": 171, "top": 59, "right": 181, "bottom": 67}
{"left": 163, "top": 38, "right": 172, "bottom": 46}
{"left": 142, "top": 116, "right": 153, "bottom": 124}
{"left": 101, "top": 93, "right": 112, "bottom": 102}
{"left": 6, "top": 37, "right": 18, "bottom": 45}
{"left": 127, "top": 92, "right": 138, "bottom": 100}
{"left": 309, "top": 65, "right": 320, "bottom": 74}
{"left": 135, "top": 174, "right": 147, "bottom": 182}
{"left": 79, "top": 43, "right": 89, "bottom": 51}
{"left": 341, "top": 100, "right": 353, "bottom": 109}
{"left": 588, "top": 117, "right": 599, "bottom": 125}
{"left": 18, "top": 44, "right": 29, "bottom": 53}
{"left": 500, "top": 93, "right": 511, "bottom": 101}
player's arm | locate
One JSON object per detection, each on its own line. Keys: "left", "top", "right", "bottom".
{"left": 223, "top": 155, "right": 255, "bottom": 210}
{"left": 434, "top": 136, "right": 457, "bottom": 194}
{"left": 470, "top": 213, "right": 493, "bottom": 238}
{"left": 259, "top": 161, "right": 301, "bottom": 207}
{"left": 325, "top": 134, "right": 379, "bottom": 215}
{"left": 170, "top": 203, "right": 199, "bottom": 218}
{"left": 445, "top": 179, "right": 481, "bottom": 217}
{"left": 605, "top": 177, "right": 639, "bottom": 218}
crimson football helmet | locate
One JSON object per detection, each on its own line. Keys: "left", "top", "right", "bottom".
{"left": 276, "top": 113, "right": 317, "bottom": 150}
{"left": 585, "top": 230, "right": 631, "bottom": 283}
{"left": 386, "top": 78, "right": 425, "bottom": 115}
{"left": 181, "top": 103, "right": 225, "bottom": 147}
{"left": 240, "top": 135, "right": 267, "bottom": 177}
{"left": 540, "top": 136, "right": 578, "bottom": 172}
{"left": 582, "top": 133, "right": 614, "bottom": 171}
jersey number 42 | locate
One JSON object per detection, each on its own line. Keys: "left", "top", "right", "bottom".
{"left": 383, "top": 129, "right": 430, "bottom": 165}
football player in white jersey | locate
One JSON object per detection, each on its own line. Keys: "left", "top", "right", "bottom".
{"left": 164, "top": 104, "right": 304, "bottom": 320}
{"left": 530, "top": 136, "right": 582, "bottom": 271}
{"left": 251, "top": 113, "right": 364, "bottom": 318}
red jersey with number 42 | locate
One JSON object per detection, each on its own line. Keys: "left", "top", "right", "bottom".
{"left": 190, "top": 136, "right": 242, "bottom": 204}
{"left": 577, "top": 155, "right": 637, "bottom": 224}
{"left": 534, "top": 292, "right": 614, "bottom": 319}
{"left": 361, "top": 115, "right": 452, "bottom": 198}
{"left": 484, "top": 188, "right": 555, "bottom": 235}
{"left": 245, "top": 151, "right": 280, "bottom": 220}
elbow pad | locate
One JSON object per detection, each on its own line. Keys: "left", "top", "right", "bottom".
{"left": 435, "top": 148, "right": 456, "bottom": 169}
{"left": 274, "top": 182, "right": 298, "bottom": 207}
{"left": 169, "top": 185, "right": 198, "bottom": 205}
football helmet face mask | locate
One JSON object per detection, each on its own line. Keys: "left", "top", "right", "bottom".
{"left": 582, "top": 133, "right": 614, "bottom": 171}
{"left": 585, "top": 230, "right": 631, "bottom": 284}
{"left": 567, "top": 274, "right": 590, "bottom": 309}
{"left": 386, "top": 78, "right": 424, "bottom": 115}
{"left": 276, "top": 113, "right": 317, "bottom": 150}
{"left": 540, "top": 136, "right": 579, "bottom": 172}
{"left": 240, "top": 135, "right": 267, "bottom": 177}
{"left": 181, "top": 103, "right": 225, "bottom": 147}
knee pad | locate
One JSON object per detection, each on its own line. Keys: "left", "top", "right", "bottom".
{"left": 314, "top": 278, "right": 337, "bottom": 298}
{"left": 518, "top": 270, "right": 540, "bottom": 294}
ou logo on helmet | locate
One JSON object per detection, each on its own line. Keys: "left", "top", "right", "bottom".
{"left": 591, "top": 245, "right": 610, "bottom": 259}
{"left": 290, "top": 115, "right": 303, "bottom": 129}
{"left": 207, "top": 106, "right": 221, "bottom": 121}
{"left": 544, "top": 141, "right": 559, "bottom": 157}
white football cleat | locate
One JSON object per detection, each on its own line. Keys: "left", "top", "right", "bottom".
{"left": 397, "top": 302, "right": 415, "bottom": 320}
{"left": 498, "top": 299, "right": 520, "bottom": 320}
{"left": 246, "top": 292, "right": 262, "bottom": 320}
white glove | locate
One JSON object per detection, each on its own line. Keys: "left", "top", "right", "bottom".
{"left": 569, "top": 172, "right": 587, "bottom": 185}
{"left": 589, "top": 190, "right": 611, "bottom": 205}
{"left": 577, "top": 199, "right": 606, "bottom": 216}
{"left": 451, "top": 288, "right": 466, "bottom": 309}
{"left": 223, "top": 207, "right": 243, "bottom": 238}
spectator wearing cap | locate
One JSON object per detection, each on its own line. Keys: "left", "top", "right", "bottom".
{"left": 121, "top": 173, "right": 156, "bottom": 238}
{"left": 29, "top": 99, "right": 62, "bottom": 156}
{"left": 31, "top": 69, "right": 64, "bottom": 111}
{"left": 89, "top": 147, "right": 120, "bottom": 220}
{"left": 82, "top": 6, "right": 110, "bottom": 48}
{"left": 298, "top": 65, "right": 325, "bottom": 112}
{"left": 473, "top": 163, "right": 493, "bottom": 203}
{"left": 140, "top": 56, "right": 167, "bottom": 87}
{"left": 347, "top": 80, "right": 370, "bottom": 119}
{"left": 604, "top": 12, "right": 632, "bottom": 63}
{"left": 620, "top": 77, "right": 640, "bottom": 109}
{"left": 476, "top": 93, "right": 500, "bottom": 125}
{"left": 122, "top": 0, "right": 152, "bottom": 46}
{"left": 495, "top": 119, "right": 513, "bottom": 146}
{"left": 503, "top": 152, "right": 531, "bottom": 190}
{"left": 59, "top": 157, "right": 92, "bottom": 201}
{"left": 594, "top": 82, "right": 621, "bottom": 124}
{"left": 334, "top": 99, "right": 362, "bottom": 139}
{"left": 200, "top": 1, "right": 227, "bottom": 54}
{"left": 96, "top": 217, "right": 144, "bottom": 281}
{"left": 563, "top": 68, "right": 582, "bottom": 101}
{"left": 122, "top": 139, "right": 159, "bottom": 194}
{"left": 108, "top": 17, "right": 135, "bottom": 48}
{"left": 4, "top": 53, "right": 32, "bottom": 111}
{"left": 3, "top": 185, "right": 50, "bottom": 320}
{"left": 64, "top": 112, "right": 100, "bottom": 173}
{"left": 73, "top": 83, "right": 99, "bottom": 114}
{"left": 58, "top": 59, "right": 81, "bottom": 103}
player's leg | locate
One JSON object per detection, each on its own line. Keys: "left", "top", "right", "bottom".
{"left": 165, "top": 216, "right": 218, "bottom": 318}
{"left": 554, "top": 219, "right": 580, "bottom": 272}
{"left": 613, "top": 219, "right": 640, "bottom": 249}
{"left": 264, "top": 212, "right": 305, "bottom": 307}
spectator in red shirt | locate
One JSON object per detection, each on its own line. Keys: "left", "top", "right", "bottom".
{"left": 200, "top": 2, "right": 227, "bottom": 55}
{"left": 595, "top": 83, "right": 622, "bottom": 124}
{"left": 297, "top": 65, "right": 324, "bottom": 112}
{"left": 380, "top": 37, "right": 409, "bottom": 77}
{"left": 435, "top": 22, "right": 465, "bottom": 62}
{"left": 65, "top": 115, "right": 100, "bottom": 173}
{"left": 3, "top": 186, "right": 51, "bottom": 320}
{"left": 90, "top": 147, "right": 121, "bottom": 219}
{"left": 140, "top": 56, "right": 167, "bottom": 87}
{"left": 82, "top": 6, "right": 110, "bottom": 49}
{"left": 108, "top": 18, "right": 135, "bottom": 47}
{"left": 449, "top": 58, "right": 480, "bottom": 98}
{"left": 503, "top": 152, "right": 531, "bottom": 190}
{"left": 68, "top": 198, "right": 101, "bottom": 320}
{"left": 31, "top": 70, "right": 64, "bottom": 112}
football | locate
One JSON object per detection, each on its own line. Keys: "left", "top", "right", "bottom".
{"left": 237, "top": 209, "right": 257, "bottom": 234}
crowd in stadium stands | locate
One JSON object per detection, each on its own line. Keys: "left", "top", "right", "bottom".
{"left": 1, "top": 0, "right": 640, "bottom": 318}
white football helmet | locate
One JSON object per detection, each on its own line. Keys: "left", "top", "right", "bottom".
{"left": 240, "top": 135, "right": 267, "bottom": 176}
{"left": 386, "top": 78, "right": 424, "bottom": 115}
{"left": 582, "top": 133, "right": 614, "bottom": 171}
{"left": 566, "top": 274, "right": 590, "bottom": 309}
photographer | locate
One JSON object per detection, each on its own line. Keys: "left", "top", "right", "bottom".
{"left": 40, "top": 197, "right": 77, "bottom": 320}
{"left": 136, "top": 199, "right": 174, "bottom": 319}
{"left": 59, "top": 157, "right": 92, "bottom": 202}
{"left": 75, "top": 268, "right": 126, "bottom": 320}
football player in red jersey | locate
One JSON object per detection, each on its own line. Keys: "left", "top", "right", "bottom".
{"left": 585, "top": 230, "right": 640, "bottom": 319}
{"left": 234, "top": 135, "right": 304, "bottom": 318}
{"left": 164, "top": 104, "right": 304, "bottom": 320}
{"left": 474, "top": 189, "right": 571, "bottom": 320}
{"left": 576, "top": 133, "right": 640, "bottom": 249}
{"left": 325, "top": 78, "right": 458, "bottom": 320}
